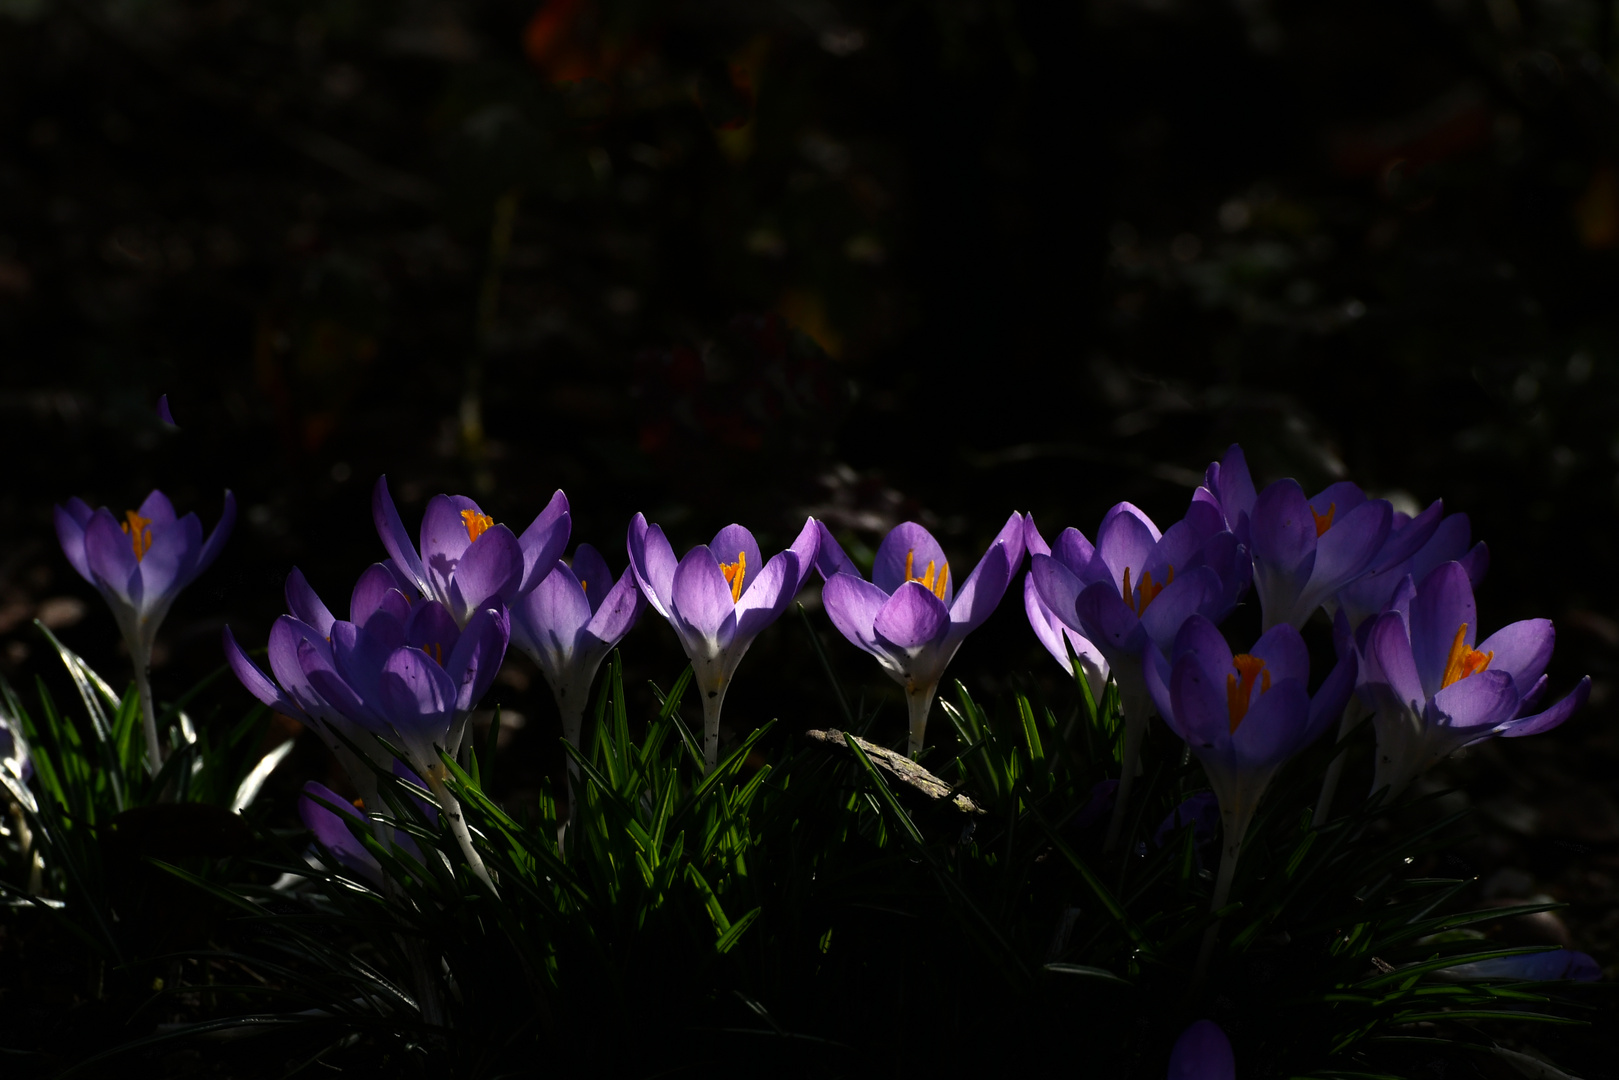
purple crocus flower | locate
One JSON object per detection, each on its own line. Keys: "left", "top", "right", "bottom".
{"left": 1439, "top": 948, "right": 1602, "bottom": 983}
{"left": 510, "top": 544, "right": 646, "bottom": 780}
{"left": 628, "top": 514, "right": 819, "bottom": 769}
{"left": 1199, "top": 444, "right": 1442, "bottom": 631}
{"left": 373, "top": 476, "right": 569, "bottom": 627}
{"left": 1168, "top": 1019, "right": 1234, "bottom": 1080}
{"left": 1361, "top": 561, "right": 1589, "bottom": 799}
{"left": 56, "top": 488, "right": 235, "bottom": 773}
{"left": 1145, "top": 615, "right": 1356, "bottom": 933}
{"left": 1023, "top": 516, "right": 1108, "bottom": 700}
{"left": 1333, "top": 508, "right": 1489, "bottom": 633}
{"left": 1153, "top": 791, "right": 1220, "bottom": 852}
{"left": 1028, "top": 500, "right": 1248, "bottom": 849}
{"left": 817, "top": 514, "right": 1024, "bottom": 757}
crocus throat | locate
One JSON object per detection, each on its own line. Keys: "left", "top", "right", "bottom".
{"left": 720, "top": 551, "right": 747, "bottom": 603}
{"left": 1312, "top": 503, "right": 1336, "bottom": 537}
{"left": 121, "top": 510, "right": 153, "bottom": 561}
{"left": 1225, "top": 653, "right": 1271, "bottom": 733}
{"left": 1440, "top": 623, "right": 1493, "bottom": 688}
{"left": 461, "top": 509, "right": 495, "bottom": 543}
{"left": 902, "top": 550, "right": 949, "bottom": 600}
{"left": 424, "top": 642, "right": 444, "bottom": 666}
{"left": 1122, "top": 565, "right": 1172, "bottom": 616}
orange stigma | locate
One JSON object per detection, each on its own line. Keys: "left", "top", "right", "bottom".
{"left": 1225, "top": 654, "right": 1272, "bottom": 733}
{"left": 1122, "top": 565, "right": 1173, "bottom": 616}
{"left": 1440, "top": 624, "right": 1493, "bottom": 688}
{"left": 121, "top": 510, "right": 153, "bottom": 561}
{"left": 1312, "top": 503, "right": 1336, "bottom": 537}
{"left": 720, "top": 551, "right": 747, "bottom": 603}
{"left": 903, "top": 549, "right": 949, "bottom": 600}
{"left": 425, "top": 642, "right": 444, "bottom": 666}
{"left": 461, "top": 509, "right": 495, "bottom": 542}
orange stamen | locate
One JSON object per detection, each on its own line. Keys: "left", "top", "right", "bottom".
{"left": 461, "top": 509, "right": 495, "bottom": 543}
{"left": 581, "top": 579, "right": 588, "bottom": 593}
{"left": 903, "top": 549, "right": 949, "bottom": 599}
{"left": 425, "top": 642, "right": 444, "bottom": 666}
{"left": 1225, "top": 653, "right": 1272, "bottom": 733}
{"left": 1312, "top": 503, "right": 1336, "bottom": 537}
{"left": 1122, "top": 565, "right": 1174, "bottom": 615}
{"left": 1440, "top": 623, "right": 1493, "bottom": 688}
{"left": 720, "top": 551, "right": 747, "bottom": 603}
{"left": 120, "top": 510, "right": 153, "bottom": 561}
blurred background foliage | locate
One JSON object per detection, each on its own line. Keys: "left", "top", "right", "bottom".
{"left": 3, "top": 0, "right": 1619, "bottom": 1064}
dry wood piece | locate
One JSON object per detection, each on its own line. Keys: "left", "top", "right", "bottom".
{"left": 805, "top": 729, "right": 985, "bottom": 815}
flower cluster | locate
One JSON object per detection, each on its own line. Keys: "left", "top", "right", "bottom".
{"left": 53, "top": 444, "right": 1587, "bottom": 919}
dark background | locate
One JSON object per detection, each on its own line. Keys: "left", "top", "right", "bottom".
{"left": 2, "top": 0, "right": 1617, "bottom": 976}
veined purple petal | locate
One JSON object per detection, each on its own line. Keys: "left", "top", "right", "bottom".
{"left": 136, "top": 516, "right": 190, "bottom": 602}
{"left": 84, "top": 508, "right": 141, "bottom": 607}
{"left": 1153, "top": 500, "right": 1228, "bottom": 572}
{"left": 1075, "top": 581, "right": 1145, "bottom": 657}
{"left": 583, "top": 565, "right": 646, "bottom": 649}
{"left": 1475, "top": 619, "right": 1554, "bottom": 693}
{"left": 1373, "top": 498, "right": 1444, "bottom": 571}
{"left": 299, "top": 782, "right": 382, "bottom": 887}
{"left": 1095, "top": 505, "right": 1159, "bottom": 595}
{"left": 373, "top": 477, "right": 429, "bottom": 594}
{"left": 670, "top": 546, "right": 738, "bottom": 649}
{"left": 1170, "top": 613, "right": 1234, "bottom": 680}
{"left": 223, "top": 626, "right": 303, "bottom": 718}
{"left": 513, "top": 561, "right": 591, "bottom": 673}
{"left": 420, "top": 494, "right": 483, "bottom": 582}
{"left": 1025, "top": 572, "right": 1066, "bottom": 665}
{"left": 405, "top": 601, "right": 460, "bottom": 662}
{"left": 627, "top": 514, "right": 678, "bottom": 618}
{"left": 329, "top": 621, "right": 393, "bottom": 707}
{"left": 733, "top": 550, "right": 799, "bottom": 641}
{"left": 1250, "top": 622, "right": 1310, "bottom": 688}
{"left": 874, "top": 581, "right": 950, "bottom": 650}
{"left": 448, "top": 524, "right": 523, "bottom": 620}
{"left": 361, "top": 591, "right": 411, "bottom": 650}
{"left": 190, "top": 490, "right": 235, "bottom": 581}
{"left": 1250, "top": 480, "right": 1316, "bottom": 576}
{"left": 1501, "top": 677, "right": 1589, "bottom": 738}
{"left": 286, "top": 567, "right": 337, "bottom": 636}
{"left": 822, "top": 572, "right": 888, "bottom": 655}
{"left": 1428, "top": 669, "right": 1520, "bottom": 731}
{"left": 570, "top": 544, "right": 614, "bottom": 613}
{"left": 1023, "top": 514, "right": 1052, "bottom": 558}
{"left": 378, "top": 647, "right": 458, "bottom": 749}
{"left": 786, "top": 517, "right": 822, "bottom": 594}
{"left": 445, "top": 605, "right": 510, "bottom": 714}
{"left": 1208, "top": 444, "right": 1256, "bottom": 534}
{"left": 1302, "top": 497, "right": 1392, "bottom": 605}
{"left": 1052, "top": 527, "right": 1097, "bottom": 578}
{"left": 1411, "top": 562, "right": 1478, "bottom": 700}
{"left": 517, "top": 489, "right": 572, "bottom": 593}
{"left": 873, "top": 522, "right": 951, "bottom": 601}
{"left": 1367, "top": 610, "right": 1424, "bottom": 714}
{"left": 1309, "top": 481, "right": 1370, "bottom": 524}
{"left": 347, "top": 564, "right": 399, "bottom": 629}
{"left": 946, "top": 538, "right": 1013, "bottom": 641}
{"left": 1168, "top": 1019, "right": 1236, "bottom": 1080}
{"left": 1029, "top": 554, "right": 1084, "bottom": 633}
{"left": 1137, "top": 565, "right": 1220, "bottom": 653}
{"left": 54, "top": 499, "right": 95, "bottom": 582}
{"left": 1169, "top": 647, "right": 1233, "bottom": 751}
{"left": 137, "top": 490, "right": 178, "bottom": 527}
{"left": 1231, "top": 678, "right": 1312, "bottom": 772}
{"left": 1518, "top": 673, "right": 1549, "bottom": 712}
{"left": 303, "top": 643, "right": 382, "bottom": 732}
{"left": 268, "top": 617, "right": 334, "bottom": 717}
{"left": 814, "top": 521, "right": 861, "bottom": 580}
{"left": 709, "top": 524, "right": 763, "bottom": 598}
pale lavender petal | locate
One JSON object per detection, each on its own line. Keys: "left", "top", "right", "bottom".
{"left": 268, "top": 617, "right": 333, "bottom": 716}
{"left": 1250, "top": 622, "right": 1310, "bottom": 688}
{"left": 1428, "top": 670, "right": 1520, "bottom": 732}
{"left": 1170, "top": 613, "right": 1234, "bottom": 684}
{"left": 420, "top": 495, "right": 483, "bottom": 602}
{"left": 570, "top": 544, "right": 614, "bottom": 613}
{"left": 814, "top": 521, "right": 861, "bottom": 580}
{"left": 299, "top": 782, "right": 382, "bottom": 887}
{"left": 516, "top": 489, "right": 572, "bottom": 593}
{"left": 373, "top": 476, "right": 429, "bottom": 593}
{"left": 444, "top": 605, "right": 510, "bottom": 714}
{"left": 405, "top": 601, "right": 460, "bottom": 661}
{"left": 1052, "top": 527, "right": 1097, "bottom": 578}
{"left": 670, "top": 546, "right": 738, "bottom": 648}
{"left": 346, "top": 564, "right": 399, "bottom": 628}
{"left": 1367, "top": 610, "right": 1425, "bottom": 713}
{"left": 1024, "top": 573, "right": 1067, "bottom": 667}
{"left": 709, "top": 524, "right": 763, "bottom": 597}
{"left": 1169, "top": 646, "right": 1233, "bottom": 750}
{"left": 1023, "top": 515, "right": 1052, "bottom": 558}
{"left": 1098, "top": 501, "right": 1162, "bottom": 543}
{"left": 378, "top": 647, "right": 458, "bottom": 747}
{"left": 822, "top": 572, "right": 888, "bottom": 655}
{"left": 448, "top": 524, "right": 524, "bottom": 619}
{"left": 514, "top": 561, "right": 591, "bottom": 667}
{"left": 1231, "top": 678, "right": 1313, "bottom": 772}
{"left": 1500, "top": 677, "right": 1589, "bottom": 738}
{"left": 84, "top": 509, "right": 140, "bottom": 607}
{"left": 786, "top": 517, "right": 822, "bottom": 593}
{"left": 947, "top": 539, "right": 1013, "bottom": 640}
{"left": 1095, "top": 505, "right": 1159, "bottom": 593}
{"left": 54, "top": 499, "right": 94, "bottom": 582}
{"left": 1474, "top": 619, "right": 1554, "bottom": 692}
{"left": 1075, "top": 581, "right": 1145, "bottom": 657}
{"left": 136, "top": 489, "right": 178, "bottom": 526}
{"left": 1375, "top": 499, "right": 1444, "bottom": 571}
{"left": 1411, "top": 562, "right": 1478, "bottom": 699}
{"left": 283, "top": 567, "right": 336, "bottom": 636}
{"left": 627, "top": 514, "right": 678, "bottom": 618}
{"left": 873, "top": 523, "right": 949, "bottom": 597}
{"left": 1029, "top": 554, "right": 1084, "bottom": 633}
{"left": 733, "top": 551, "right": 799, "bottom": 640}
{"left": 1210, "top": 444, "right": 1256, "bottom": 532}
{"left": 223, "top": 626, "right": 303, "bottom": 717}
{"left": 1303, "top": 498, "right": 1391, "bottom": 602}
{"left": 135, "top": 516, "right": 188, "bottom": 601}
{"left": 873, "top": 582, "right": 950, "bottom": 649}
{"left": 1137, "top": 565, "right": 1220, "bottom": 653}
{"left": 583, "top": 566, "right": 646, "bottom": 649}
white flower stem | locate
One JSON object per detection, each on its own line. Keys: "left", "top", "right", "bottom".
{"left": 425, "top": 771, "right": 498, "bottom": 896}
{"left": 130, "top": 645, "right": 163, "bottom": 778}
{"left": 906, "top": 682, "right": 939, "bottom": 759}
{"left": 1311, "top": 697, "right": 1367, "bottom": 828}
{"left": 11, "top": 803, "right": 40, "bottom": 895}
{"left": 1103, "top": 689, "right": 1149, "bottom": 853}
{"left": 1196, "top": 799, "right": 1259, "bottom": 979}
{"left": 700, "top": 673, "right": 730, "bottom": 772}
{"left": 557, "top": 694, "right": 587, "bottom": 847}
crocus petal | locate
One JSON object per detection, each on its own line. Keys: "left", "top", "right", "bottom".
{"left": 1367, "top": 609, "right": 1425, "bottom": 713}
{"left": 1169, "top": 1020, "right": 1235, "bottom": 1080}
{"left": 137, "top": 489, "right": 178, "bottom": 526}
{"left": 1309, "top": 480, "right": 1370, "bottom": 523}
{"left": 1500, "top": 677, "right": 1590, "bottom": 738}
{"left": 1209, "top": 444, "right": 1257, "bottom": 532}
{"left": 1301, "top": 497, "right": 1392, "bottom": 606}
{"left": 1168, "top": 644, "right": 1233, "bottom": 750}
{"left": 1023, "top": 515, "right": 1052, "bottom": 558}
{"left": 1153, "top": 500, "right": 1227, "bottom": 571}
{"left": 1372, "top": 498, "right": 1444, "bottom": 573}
{"left": 627, "top": 514, "right": 678, "bottom": 618}
{"left": 361, "top": 592, "right": 411, "bottom": 650}
{"left": 1250, "top": 622, "right": 1310, "bottom": 688}
{"left": 1458, "top": 541, "right": 1489, "bottom": 588}
{"left": 299, "top": 782, "right": 382, "bottom": 887}
{"left": 733, "top": 551, "right": 800, "bottom": 640}
{"left": 1474, "top": 619, "right": 1554, "bottom": 692}
{"left": 1051, "top": 527, "right": 1097, "bottom": 577}
{"left": 873, "top": 523, "right": 951, "bottom": 600}
{"left": 136, "top": 516, "right": 189, "bottom": 601}
{"left": 670, "top": 547, "right": 738, "bottom": 650}
{"left": 223, "top": 626, "right": 303, "bottom": 718}
{"left": 404, "top": 599, "right": 459, "bottom": 660}
{"left": 378, "top": 647, "right": 459, "bottom": 749}
{"left": 373, "top": 476, "right": 429, "bottom": 594}
{"left": 53, "top": 499, "right": 95, "bottom": 583}
{"left": 1305, "top": 651, "right": 1358, "bottom": 743}
{"left": 448, "top": 524, "right": 524, "bottom": 620}
{"left": 786, "top": 517, "right": 822, "bottom": 594}
{"left": 570, "top": 544, "right": 614, "bottom": 613}
{"left": 1250, "top": 480, "right": 1316, "bottom": 575}
{"left": 1170, "top": 613, "right": 1236, "bottom": 685}
{"left": 583, "top": 566, "right": 646, "bottom": 649}
{"left": 84, "top": 508, "right": 141, "bottom": 607}
{"left": 1231, "top": 678, "right": 1313, "bottom": 772}
{"left": 822, "top": 572, "right": 889, "bottom": 656}
{"left": 420, "top": 495, "right": 481, "bottom": 574}
{"left": 444, "top": 605, "right": 510, "bottom": 714}
{"left": 268, "top": 617, "right": 335, "bottom": 717}
{"left": 1095, "top": 505, "right": 1160, "bottom": 594}
{"left": 1025, "top": 573, "right": 1068, "bottom": 666}
{"left": 516, "top": 489, "right": 572, "bottom": 593}
{"left": 709, "top": 524, "right": 763, "bottom": 598}
{"left": 947, "top": 539, "right": 1013, "bottom": 641}
{"left": 1410, "top": 562, "right": 1478, "bottom": 699}
{"left": 1137, "top": 566, "right": 1220, "bottom": 653}
{"left": 513, "top": 563, "right": 591, "bottom": 671}
{"left": 1075, "top": 581, "right": 1145, "bottom": 657}
{"left": 1429, "top": 669, "right": 1520, "bottom": 731}
{"left": 190, "top": 490, "right": 236, "bottom": 580}
{"left": 1029, "top": 554, "right": 1085, "bottom": 634}
{"left": 814, "top": 521, "right": 861, "bottom": 580}
{"left": 282, "top": 567, "right": 337, "bottom": 636}
{"left": 1443, "top": 949, "right": 1602, "bottom": 982}
{"left": 873, "top": 581, "right": 950, "bottom": 650}
{"left": 346, "top": 564, "right": 401, "bottom": 629}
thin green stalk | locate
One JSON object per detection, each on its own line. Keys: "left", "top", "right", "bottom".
{"left": 1103, "top": 687, "right": 1148, "bottom": 853}
{"left": 130, "top": 645, "right": 162, "bottom": 778}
